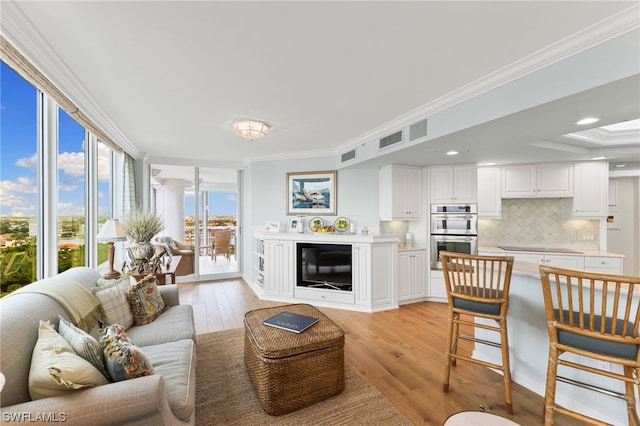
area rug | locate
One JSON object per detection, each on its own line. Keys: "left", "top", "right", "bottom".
{"left": 195, "top": 328, "right": 411, "bottom": 425}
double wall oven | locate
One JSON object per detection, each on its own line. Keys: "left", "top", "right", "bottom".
{"left": 430, "top": 204, "right": 478, "bottom": 269}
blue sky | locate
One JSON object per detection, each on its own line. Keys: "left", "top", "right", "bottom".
{"left": 1, "top": 62, "right": 235, "bottom": 218}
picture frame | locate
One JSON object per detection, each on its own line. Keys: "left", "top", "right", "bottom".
{"left": 288, "top": 217, "right": 300, "bottom": 232}
{"left": 286, "top": 170, "right": 337, "bottom": 216}
{"left": 265, "top": 221, "right": 280, "bottom": 233}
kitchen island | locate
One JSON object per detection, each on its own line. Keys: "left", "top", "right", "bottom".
{"left": 472, "top": 260, "right": 635, "bottom": 425}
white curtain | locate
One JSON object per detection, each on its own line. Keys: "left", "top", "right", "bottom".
{"left": 122, "top": 153, "right": 136, "bottom": 214}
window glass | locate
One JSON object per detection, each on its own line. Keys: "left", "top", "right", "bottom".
{"left": 0, "top": 62, "right": 39, "bottom": 293}
{"left": 97, "top": 141, "right": 111, "bottom": 265}
{"left": 57, "top": 109, "right": 86, "bottom": 272}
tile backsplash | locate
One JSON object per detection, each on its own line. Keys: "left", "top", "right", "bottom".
{"left": 478, "top": 198, "right": 599, "bottom": 248}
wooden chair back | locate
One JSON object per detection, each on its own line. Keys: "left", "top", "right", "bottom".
{"left": 213, "top": 230, "right": 232, "bottom": 260}
{"left": 441, "top": 251, "right": 514, "bottom": 318}
{"left": 539, "top": 265, "right": 640, "bottom": 355}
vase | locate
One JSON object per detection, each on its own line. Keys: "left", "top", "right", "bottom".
{"left": 128, "top": 240, "right": 155, "bottom": 261}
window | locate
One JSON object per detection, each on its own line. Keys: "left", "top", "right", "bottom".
{"left": 0, "top": 62, "right": 39, "bottom": 294}
{"left": 57, "top": 109, "right": 86, "bottom": 272}
{"left": 0, "top": 60, "right": 121, "bottom": 294}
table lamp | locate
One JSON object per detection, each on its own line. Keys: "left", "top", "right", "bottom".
{"left": 97, "top": 218, "right": 128, "bottom": 279}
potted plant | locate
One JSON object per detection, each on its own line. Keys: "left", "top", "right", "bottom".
{"left": 122, "top": 208, "right": 165, "bottom": 261}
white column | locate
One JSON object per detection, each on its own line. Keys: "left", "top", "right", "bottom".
{"left": 161, "top": 179, "right": 189, "bottom": 242}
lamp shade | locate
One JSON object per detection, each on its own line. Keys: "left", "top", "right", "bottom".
{"left": 97, "top": 219, "right": 127, "bottom": 242}
{"left": 232, "top": 120, "right": 270, "bottom": 140}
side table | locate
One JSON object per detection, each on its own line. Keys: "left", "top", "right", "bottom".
{"left": 128, "top": 255, "right": 182, "bottom": 285}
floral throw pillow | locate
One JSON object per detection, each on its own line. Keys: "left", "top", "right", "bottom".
{"left": 126, "top": 275, "right": 167, "bottom": 326}
{"left": 99, "top": 324, "right": 154, "bottom": 382}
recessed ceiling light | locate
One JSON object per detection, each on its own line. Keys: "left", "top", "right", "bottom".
{"left": 576, "top": 117, "right": 599, "bottom": 125}
{"left": 615, "top": 163, "right": 627, "bottom": 168}
{"left": 479, "top": 162, "right": 497, "bottom": 166}
{"left": 446, "top": 150, "right": 458, "bottom": 156}
{"left": 590, "top": 156, "right": 606, "bottom": 160}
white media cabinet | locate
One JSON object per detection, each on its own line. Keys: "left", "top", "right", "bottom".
{"left": 252, "top": 229, "right": 399, "bottom": 312}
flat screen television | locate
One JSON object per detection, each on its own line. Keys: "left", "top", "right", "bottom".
{"left": 296, "top": 243, "right": 352, "bottom": 292}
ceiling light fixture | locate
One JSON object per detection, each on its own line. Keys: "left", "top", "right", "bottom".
{"left": 232, "top": 120, "right": 270, "bottom": 140}
{"left": 576, "top": 117, "right": 599, "bottom": 125}
{"left": 615, "top": 163, "right": 627, "bottom": 168}
{"left": 590, "top": 156, "right": 606, "bottom": 160}
{"left": 446, "top": 150, "right": 458, "bottom": 156}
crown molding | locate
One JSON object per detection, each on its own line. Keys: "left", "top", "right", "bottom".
{"left": 335, "top": 4, "right": 640, "bottom": 155}
{"left": 565, "top": 128, "right": 640, "bottom": 145}
{"left": 0, "top": 1, "right": 139, "bottom": 157}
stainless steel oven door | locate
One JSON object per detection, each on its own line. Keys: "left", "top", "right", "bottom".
{"left": 430, "top": 213, "right": 478, "bottom": 235}
{"left": 430, "top": 235, "right": 478, "bottom": 269}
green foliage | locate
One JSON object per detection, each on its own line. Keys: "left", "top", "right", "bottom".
{"left": 122, "top": 209, "right": 165, "bottom": 242}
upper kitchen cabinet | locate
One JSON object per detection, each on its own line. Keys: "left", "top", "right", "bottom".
{"left": 477, "top": 166, "right": 502, "bottom": 218}
{"left": 564, "top": 161, "right": 608, "bottom": 218}
{"left": 430, "top": 165, "right": 478, "bottom": 204}
{"left": 379, "top": 165, "right": 423, "bottom": 220}
{"left": 502, "top": 163, "right": 573, "bottom": 198}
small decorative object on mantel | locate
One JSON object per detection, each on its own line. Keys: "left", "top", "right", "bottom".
{"left": 262, "top": 311, "right": 318, "bottom": 333}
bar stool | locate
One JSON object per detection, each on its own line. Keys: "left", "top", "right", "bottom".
{"left": 539, "top": 265, "right": 640, "bottom": 426}
{"left": 441, "top": 251, "right": 515, "bottom": 414}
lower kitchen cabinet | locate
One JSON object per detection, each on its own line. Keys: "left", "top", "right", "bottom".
{"left": 398, "top": 249, "right": 427, "bottom": 304}
{"left": 428, "top": 269, "right": 448, "bottom": 302}
{"left": 584, "top": 256, "right": 623, "bottom": 274}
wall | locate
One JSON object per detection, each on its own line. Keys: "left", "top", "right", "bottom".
{"left": 241, "top": 157, "right": 381, "bottom": 284}
{"left": 607, "top": 177, "right": 639, "bottom": 276}
{"left": 478, "top": 198, "right": 600, "bottom": 249}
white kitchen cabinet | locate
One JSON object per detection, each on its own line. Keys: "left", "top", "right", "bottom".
{"left": 564, "top": 161, "right": 608, "bottom": 218}
{"left": 428, "top": 269, "right": 447, "bottom": 301}
{"left": 430, "top": 165, "right": 478, "bottom": 204}
{"left": 380, "top": 165, "right": 423, "bottom": 220}
{"left": 502, "top": 163, "right": 573, "bottom": 198}
{"left": 477, "top": 166, "right": 502, "bottom": 218}
{"left": 354, "top": 242, "right": 396, "bottom": 309}
{"left": 263, "top": 239, "right": 294, "bottom": 297}
{"left": 584, "top": 256, "right": 622, "bottom": 274}
{"left": 509, "top": 252, "right": 584, "bottom": 270}
{"left": 398, "top": 249, "right": 427, "bottom": 304}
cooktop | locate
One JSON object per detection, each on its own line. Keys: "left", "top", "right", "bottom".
{"left": 497, "top": 246, "right": 583, "bottom": 254}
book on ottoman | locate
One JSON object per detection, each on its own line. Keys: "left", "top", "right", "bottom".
{"left": 263, "top": 311, "right": 318, "bottom": 333}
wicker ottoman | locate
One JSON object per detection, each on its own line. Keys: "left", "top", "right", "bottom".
{"left": 244, "top": 304, "right": 345, "bottom": 415}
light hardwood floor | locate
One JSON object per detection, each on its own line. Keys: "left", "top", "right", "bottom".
{"left": 179, "top": 278, "right": 583, "bottom": 425}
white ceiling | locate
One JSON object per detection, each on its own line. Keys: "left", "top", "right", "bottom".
{"left": 3, "top": 1, "right": 639, "bottom": 176}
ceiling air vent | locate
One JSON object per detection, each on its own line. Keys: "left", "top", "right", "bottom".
{"left": 341, "top": 149, "right": 356, "bottom": 163}
{"left": 379, "top": 130, "right": 403, "bottom": 149}
{"left": 409, "top": 118, "right": 428, "bottom": 141}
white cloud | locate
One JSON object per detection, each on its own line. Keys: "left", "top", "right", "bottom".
{"left": 0, "top": 177, "right": 37, "bottom": 216}
{"left": 16, "top": 153, "right": 37, "bottom": 168}
{"left": 58, "top": 151, "right": 85, "bottom": 177}
{"left": 225, "top": 194, "right": 237, "bottom": 202}
{"left": 0, "top": 176, "right": 37, "bottom": 196}
{"left": 57, "top": 202, "right": 84, "bottom": 217}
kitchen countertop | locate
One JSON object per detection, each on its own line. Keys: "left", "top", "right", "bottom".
{"left": 479, "top": 245, "right": 624, "bottom": 258}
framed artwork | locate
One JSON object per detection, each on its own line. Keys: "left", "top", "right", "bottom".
{"left": 286, "top": 170, "right": 337, "bottom": 216}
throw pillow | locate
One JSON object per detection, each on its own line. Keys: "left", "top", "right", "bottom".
{"left": 126, "top": 275, "right": 166, "bottom": 326}
{"left": 99, "top": 324, "right": 155, "bottom": 381}
{"left": 92, "top": 278, "right": 134, "bottom": 329}
{"left": 29, "top": 320, "right": 109, "bottom": 400}
{"left": 57, "top": 316, "right": 110, "bottom": 381}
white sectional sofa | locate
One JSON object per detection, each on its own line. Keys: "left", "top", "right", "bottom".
{"left": 0, "top": 267, "right": 196, "bottom": 425}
